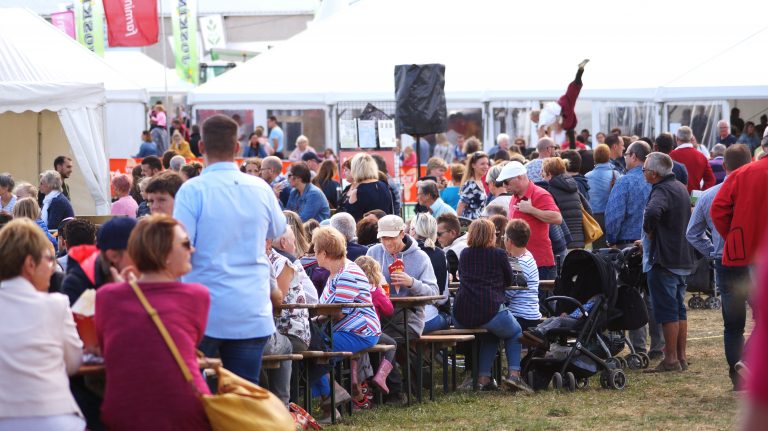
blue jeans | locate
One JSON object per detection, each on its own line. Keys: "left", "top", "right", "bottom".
{"left": 714, "top": 260, "right": 752, "bottom": 373}
{"left": 423, "top": 312, "right": 451, "bottom": 334}
{"left": 199, "top": 335, "right": 270, "bottom": 385}
{"left": 457, "top": 308, "right": 523, "bottom": 376}
{"left": 647, "top": 265, "right": 687, "bottom": 324}
{"left": 310, "top": 332, "right": 379, "bottom": 397}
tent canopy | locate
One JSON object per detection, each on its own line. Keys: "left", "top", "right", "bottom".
{"left": 104, "top": 50, "right": 195, "bottom": 96}
{"left": 189, "top": 0, "right": 768, "bottom": 105}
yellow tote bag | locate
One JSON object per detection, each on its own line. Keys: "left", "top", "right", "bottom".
{"left": 130, "top": 281, "right": 294, "bottom": 431}
{"left": 581, "top": 206, "right": 603, "bottom": 245}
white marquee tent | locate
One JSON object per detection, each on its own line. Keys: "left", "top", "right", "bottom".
{"left": 189, "top": 0, "right": 768, "bottom": 147}
{"left": 104, "top": 50, "right": 195, "bottom": 97}
{"left": 0, "top": 8, "right": 148, "bottom": 214}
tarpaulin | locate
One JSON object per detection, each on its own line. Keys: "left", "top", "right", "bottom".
{"left": 104, "top": 0, "right": 159, "bottom": 47}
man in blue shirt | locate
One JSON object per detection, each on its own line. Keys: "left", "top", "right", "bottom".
{"left": 605, "top": 141, "right": 652, "bottom": 248}
{"left": 285, "top": 162, "right": 330, "bottom": 222}
{"left": 416, "top": 180, "right": 456, "bottom": 218}
{"left": 174, "top": 114, "right": 286, "bottom": 385}
{"left": 685, "top": 144, "right": 752, "bottom": 388}
{"left": 268, "top": 115, "right": 285, "bottom": 157}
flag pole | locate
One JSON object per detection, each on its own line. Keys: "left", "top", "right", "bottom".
{"left": 159, "top": 0, "right": 169, "bottom": 109}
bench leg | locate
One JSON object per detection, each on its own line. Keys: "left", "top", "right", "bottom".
{"left": 343, "top": 359, "right": 353, "bottom": 417}
{"left": 471, "top": 341, "right": 479, "bottom": 392}
{"left": 291, "top": 360, "right": 299, "bottom": 404}
{"left": 375, "top": 352, "right": 384, "bottom": 407}
{"left": 429, "top": 344, "right": 435, "bottom": 401}
{"left": 403, "top": 310, "right": 411, "bottom": 406}
{"left": 416, "top": 342, "right": 423, "bottom": 403}
{"left": 442, "top": 347, "right": 449, "bottom": 395}
{"left": 330, "top": 363, "right": 337, "bottom": 424}
{"left": 304, "top": 360, "right": 312, "bottom": 413}
{"left": 451, "top": 348, "right": 457, "bottom": 391}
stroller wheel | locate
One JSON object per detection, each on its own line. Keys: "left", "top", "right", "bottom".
{"left": 688, "top": 296, "right": 705, "bottom": 310}
{"left": 576, "top": 378, "right": 589, "bottom": 389}
{"left": 599, "top": 371, "right": 610, "bottom": 389}
{"left": 618, "top": 356, "right": 628, "bottom": 369}
{"left": 625, "top": 354, "right": 643, "bottom": 370}
{"left": 608, "top": 369, "right": 626, "bottom": 390}
{"left": 605, "top": 357, "right": 621, "bottom": 370}
{"left": 637, "top": 352, "right": 650, "bottom": 369}
{"left": 526, "top": 371, "right": 535, "bottom": 389}
{"left": 706, "top": 297, "right": 722, "bottom": 310}
{"left": 551, "top": 372, "right": 563, "bottom": 390}
{"left": 565, "top": 372, "right": 576, "bottom": 392}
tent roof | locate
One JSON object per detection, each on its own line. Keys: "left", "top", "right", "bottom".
{"left": 104, "top": 50, "right": 195, "bottom": 96}
{"left": 190, "top": 0, "right": 768, "bottom": 105}
{"left": 0, "top": 8, "right": 147, "bottom": 110}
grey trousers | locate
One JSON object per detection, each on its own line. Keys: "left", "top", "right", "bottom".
{"left": 262, "top": 332, "right": 293, "bottom": 406}
{"left": 628, "top": 290, "right": 665, "bottom": 355}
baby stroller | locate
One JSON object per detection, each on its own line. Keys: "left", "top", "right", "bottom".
{"left": 593, "top": 246, "right": 652, "bottom": 371}
{"left": 521, "top": 249, "right": 646, "bottom": 391}
{"left": 686, "top": 256, "right": 720, "bottom": 310}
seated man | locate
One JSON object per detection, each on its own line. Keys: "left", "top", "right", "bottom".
{"left": 145, "top": 171, "right": 184, "bottom": 216}
{"left": 330, "top": 212, "right": 368, "bottom": 261}
{"left": 285, "top": 162, "right": 330, "bottom": 222}
{"left": 519, "top": 295, "right": 600, "bottom": 347}
{"left": 366, "top": 215, "right": 438, "bottom": 401}
{"left": 417, "top": 180, "right": 456, "bottom": 218}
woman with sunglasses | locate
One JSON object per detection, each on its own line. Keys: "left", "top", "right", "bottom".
{"left": 0, "top": 219, "right": 84, "bottom": 431}
{"left": 456, "top": 151, "right": 490, "bottom": 220}
{"left": 95, "top": 215, "right": 212, "bottom": 431}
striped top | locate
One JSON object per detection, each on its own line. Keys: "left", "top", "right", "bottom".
{"left": 505, "top": 251, "right": 542, "bottom": 320}
{"left": 320, "top": 261, "right": 381, "bottom": 337}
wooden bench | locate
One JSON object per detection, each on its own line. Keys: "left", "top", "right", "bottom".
{"left": 350, "top": 344, "right": 396, "bottom": 359}
{"left": 261, "top": 354, "right": 303, "bottom": 369}
{"left": 414, "top": 334, "right": 476, "bottom": 402}
{"left": 429, "top": 328, "right": 489, "bottom": 336}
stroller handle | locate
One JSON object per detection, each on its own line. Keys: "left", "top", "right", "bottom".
{"left": 543, "top": 295, "right": 594, "bottom": 318}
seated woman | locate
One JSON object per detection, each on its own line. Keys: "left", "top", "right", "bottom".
{"left": 453, "top": 219, "right": 531, "bottom": 393}
{"left": 311, "top": 227, "right": 381, "bottom": 422}
{"left": 337, "top": 153, "right": 393, "bottom": 221}
{"left": 0, "top": 219, "right": 84, "bottom": 431}
{"left": 265, "top": 237, "right": 311, "bottom": 406}
{"left": 95, "top": 215, "right": 211, "bottom": 431}
{"left": 503, "top": 219, "right": 542, "bottom": 331}
{"left": 410, "top": 212, "right": 451, "bottom": 334}
{"left": 110, "top": 174, "right": 138, "bottom": 219}
{"left": 12, "top": 196, "right": 58, "bottom": 251}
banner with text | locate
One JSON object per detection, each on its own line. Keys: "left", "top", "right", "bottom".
{"left": 103, "top": 0, "right": 158, "bottom": 47}
{"left": 73, "top": 0, "right": 105, "bottom": 56}
{"left": 50, "top": 11, "right": 76, "bottom": 39}
{"left": 171, "top": 0, "right": 199, "bottom": 84}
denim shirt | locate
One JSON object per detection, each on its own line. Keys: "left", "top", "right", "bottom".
{"left": 285, "top": 183, "right": 330, "bottom": 222}
{"left": 685, "top": 182, "right": 724, "bottom": 258}
{"left": 604, "top": 166, "right": 650, "bottom": 244}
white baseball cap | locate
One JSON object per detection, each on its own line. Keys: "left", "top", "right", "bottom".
{"left": 496, "top": 161, "right": 527, "bottom": 182}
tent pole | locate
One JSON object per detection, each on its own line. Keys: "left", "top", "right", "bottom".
{"left": 159, "top": 0, "right": 169, "bottom": 109}
{"left": 37, "top": 112, "right": 42, "bottom": 176}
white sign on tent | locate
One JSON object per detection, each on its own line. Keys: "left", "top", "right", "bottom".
{"left": 339, "top": 119, "right": 358, "bottom": 149}
{"left": 378, "top": 120, "right": 396, "bottom": 148}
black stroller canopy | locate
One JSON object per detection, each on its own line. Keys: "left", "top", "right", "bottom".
{"left": 556, "top": 249, "right": 618, "bottom": 310}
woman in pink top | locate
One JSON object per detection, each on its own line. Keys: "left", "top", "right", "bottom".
{"left": 110, "top": 174, "right": 138, "bottom": 219}
{"left": 96, "top": 215, "right": 211, "bottom": 431}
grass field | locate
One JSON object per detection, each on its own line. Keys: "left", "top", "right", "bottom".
{"left": 327, "top": 306, "right": 750, "bottom": 431}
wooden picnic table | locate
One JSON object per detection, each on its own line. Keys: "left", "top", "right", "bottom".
{"left": 448, "top": 281, "right": 555, "bottom": 293}
{"left": 76, "top": 357, "right": 221, "bottom": 376}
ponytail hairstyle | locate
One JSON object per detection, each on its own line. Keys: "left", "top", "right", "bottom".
{"left": 411, "top": 212, "right": 438, "bottom": 249}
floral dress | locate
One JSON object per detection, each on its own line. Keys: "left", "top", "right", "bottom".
{"left": 269, "top": 250, "right": 311, "bottom": 347}
{"left": 459, "top": 180, "right": 486, "bottom": 220}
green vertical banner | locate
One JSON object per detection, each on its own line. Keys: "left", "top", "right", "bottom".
{"left": 172, "top": 0, "right": 200, "bottom": 85}
{"left": 73, "top": 0, "right": 105, "bottom": 56}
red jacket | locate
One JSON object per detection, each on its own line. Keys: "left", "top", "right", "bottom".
{"left": 670, "top": 145, "right": 715, "bottom": 192}
{"left": 711, "top": 157, "right": 768, "bottom": 266}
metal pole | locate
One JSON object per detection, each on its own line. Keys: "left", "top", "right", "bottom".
{"left": 159, "top": 0, "right": 170, "bottom": 108}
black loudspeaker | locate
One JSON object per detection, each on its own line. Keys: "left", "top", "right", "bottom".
{"left": 394, "top": 64, "right": 447, "bottom": 135}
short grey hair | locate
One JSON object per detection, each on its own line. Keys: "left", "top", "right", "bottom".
{"left": 330, "top": 212, "right": 356, "bottom": 242}
{"left": 417, "top": 180, "right": 439, "bottom": 200}
{"left": 676, "top": 126, "right": 693, "bottom": 143}
{"left": 536, "top": 137, "right": 555, "bottom": 152}
{"left": 0, "top": 173, "right": 14, "bottom": 191}
{"left": 627, "top": 141, "right": 652, "bottom": 162}
{"left": 169, "top": 155, "right": 186, "bottom": 172}
{"left": 39, "top": 170, "right": 62, "bottom": 191}
{"left": 717, "top": 120, "right": 729, "bottom": 129}
{"left": 485, "top": 161, "right": 508, "bottom": 184}
{"left": 262, "top": 156, "right": 283, "bottom": 173}
{"left": 412, "top": 212, "right": 438, "bottom": 249}
{"left": 711, "top": 143, "right": 727, "bottom": 158}
{"left": 496, "top": 133, "right": 510, "bottom": 145}
{"left": 645, "top": 152, "right": 673, "bottom": 177}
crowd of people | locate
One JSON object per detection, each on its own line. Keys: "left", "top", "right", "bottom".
{"left": 1, "top": 107, "right": 767, "bottom": 430}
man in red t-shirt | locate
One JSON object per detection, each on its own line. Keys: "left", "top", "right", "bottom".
{"left": 497, "top": 161, "right": 563, "bottom": 282}
{"left": 670, "top": 126, "right": 715, "bottom": 193}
